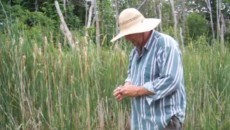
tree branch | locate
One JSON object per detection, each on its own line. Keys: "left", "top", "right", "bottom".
{"left": 137, "top": 0, "right": 147, "bottom": 10}
{"left": 55, "top": 0, "right": 77, "bottom": 48}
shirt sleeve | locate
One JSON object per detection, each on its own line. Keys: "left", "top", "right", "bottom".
{"left": 143, "top": 38, "right": 184, "bottom": 105}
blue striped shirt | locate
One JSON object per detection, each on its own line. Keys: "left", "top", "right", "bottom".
{"left": 125, "top": 31, "right": 186, "bottom": 130}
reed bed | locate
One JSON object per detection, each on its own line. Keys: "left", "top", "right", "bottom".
{"left": 0, "top": 29, "right": 230, "bottom": 130}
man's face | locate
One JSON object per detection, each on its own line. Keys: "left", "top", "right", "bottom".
{"left": 125, "top": 33, "right": 144, "bottom": 47}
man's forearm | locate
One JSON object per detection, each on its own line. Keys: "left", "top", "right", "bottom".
{"left": 120, "top": 83, "right": 154, "bottom": 97}
{"left": 136, "top": 86, "right": 154, "bottom": 96}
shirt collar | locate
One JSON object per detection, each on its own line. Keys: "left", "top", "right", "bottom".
{"left": 134, "top": 30, "right": 156, "bottom": 53}
{"left": 144, "top": 30, "right": 156, "bottom": 51}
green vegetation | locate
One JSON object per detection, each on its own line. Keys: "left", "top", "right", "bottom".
{"left": 184, "top": 43, "right": 230, "bottom": 130}
{"left": 186, "top": 13, "right": 209, "bottom": 40}
{"left": 0, "top": 0, "right": 230, "bottom": 129}
{"left": 0, "top": 27, "right": 130, "bottom": 130}
{"left": 0, "top": 25, "right": 230, "bottom": 130}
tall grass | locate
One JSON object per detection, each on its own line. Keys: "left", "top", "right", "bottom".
{"left": 184, "top": 40, "right": 230, "bottom": 130}
{"left": 0, "top": 28, "right": 230, "bottom": 130}
{"left": 0, "top": 26, "right": 130, "bottom": 130}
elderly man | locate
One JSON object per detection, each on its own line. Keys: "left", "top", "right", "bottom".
{"left": 112, "top": 8, "right": 186, "bottom": 130}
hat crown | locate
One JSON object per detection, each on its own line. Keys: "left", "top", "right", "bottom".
{"left": 118, "top": 8, "right": 144, "bottom": 31}
{"left": 111, "top": 8, "right": 161, "bottom": 42}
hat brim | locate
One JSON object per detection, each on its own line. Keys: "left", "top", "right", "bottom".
{"left": 111, "top": 18, "right": 161, "bottom": 42}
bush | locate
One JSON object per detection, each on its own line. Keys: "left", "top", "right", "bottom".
{"left": 186, "top": 13, "right": 209, "bottom": 40}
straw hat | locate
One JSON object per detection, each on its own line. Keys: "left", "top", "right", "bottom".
{"left": 111, "top": 8, "right": 161, "bottom": 42}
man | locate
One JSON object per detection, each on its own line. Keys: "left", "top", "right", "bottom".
{"left": 111, "top": 8, "right": 186, "bottom": 130}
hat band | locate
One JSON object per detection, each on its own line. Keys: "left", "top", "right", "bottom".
{"left": 119, "top": 14, "right": 143, "bottom": 27}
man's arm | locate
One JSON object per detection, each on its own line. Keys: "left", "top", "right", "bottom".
{"left": 113, "top": 82, "right": 154, "bottom": 101}
{"left": 142, "top": 38, "right": 184, "bottom": 105}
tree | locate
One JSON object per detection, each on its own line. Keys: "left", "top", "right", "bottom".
{"left": 186, "top": 12, "right": 209, "bottom": 40}
{"left": 169, "top": 0, "right": 178, "bottom": 40}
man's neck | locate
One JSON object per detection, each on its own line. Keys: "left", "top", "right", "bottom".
{"left": 138, "top": 30, "right": 153, "bottom": 54}
{"left": 142, "top": 30, "right": 153, "bottom": 46}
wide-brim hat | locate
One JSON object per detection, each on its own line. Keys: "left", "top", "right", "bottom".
{"left": 111, "top": 8, "right": 161, "bottom": 42}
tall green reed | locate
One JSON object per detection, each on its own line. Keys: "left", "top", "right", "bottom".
{"left": 184, "top": 41, "right": 230, "bottom": 130}
{"left": 0, "top": 27, "right": 130, "bottom": 130}
{"left": 0, "top": 28, "right": 230, "bottom": 130}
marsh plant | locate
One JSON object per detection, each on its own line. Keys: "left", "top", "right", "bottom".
{"left": 0, "top": 28, "right": 230, "bottom": 130}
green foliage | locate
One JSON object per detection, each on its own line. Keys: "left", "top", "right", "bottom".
{"left": 163, "top": 26, "right": 176, "bottom": 38}
{"left": 161, "top": 2, "right": 174, "bottom": 27}
{"left": 187, "top": 35, "right": 210, "bottom": 49}
{"left": 64, "top": 3, "right": 82, "bottom": 30}
{"left": 0, "top": 28, "right": 129, "bottom": 129}
{"left": 184, "top": 43, "right": 230, "bottom": 130}
{"left": 0, "top": 4, "right": 56, "bottom": 31}
{"left": 99, "top": 0, "right": 115, "bottom": 45}
{"left": 1, "top": 5, "right": 230, "bottom": 130}
{"left": 1, "top": 24, "right": 230, "bottom": 129}
{"left": 72, "top": 1, "right": 86, "bottom": 27}
{"left": 186, "top": 12, "right": 209, "bottom": 40}
{"left": 26, "top": 11, "right": 56, "bottom": 29}
{"left": 40, "top": 1, "right": 58, "bottom": 20}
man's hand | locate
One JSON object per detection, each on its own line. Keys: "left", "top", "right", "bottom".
{"left": 113, "top": 86, "right": 124, "bottom": 101}
{"left": 113, "top": 83, "right": 153, "bottom": 101}
{"left": 119, "top": 84, "right": 139, "bottom": 97}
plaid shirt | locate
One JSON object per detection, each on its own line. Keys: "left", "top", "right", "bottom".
{"left": 125, "top": 31, "right": 186, "bottom": 130}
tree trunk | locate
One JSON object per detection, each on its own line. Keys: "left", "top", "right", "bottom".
{"left": 157, "top": 1, "right": 162, "bottom": 32}
{"left": 55, "top": 1, "right": 77, "bottom": 49}
{"left": 220, "top": 14, "right": 225, "bottom": 47}
{"left": 85, "top": 1, "right": 88, "bottom": 26}
{"left": 169, "top": 0, "right": 178, "bottom": 40}
{"left": 35, "top": 0, "right": 38, "bottom": 11}
{"left": 216, "top": 0, "right": 221, "bottom": 41}
{"left": 84, "top": 1, "right": 90, "bottom": 45}
{"left": 137, "top": 0, "right": 147, "bottom": 10}
{"left": 63, "top": 0, "right": 66, "bottom": 11}
{"left": 154, "top": 1, "right": 158, "bottom": 18}
{"left": 181, "top": 0, "right": 185, "bottom": 50}
{"left": 205, "top": 0, "right": 215, "bottom": 40}
{"left": 95, "top": 0, "right": 100, "bottom": 46}
{"left": 87, "top": 0, "right": 94, "bottom": 27}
